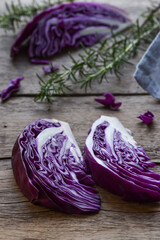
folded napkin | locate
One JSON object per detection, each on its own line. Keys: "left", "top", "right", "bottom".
{"left": 134, "top": 31, "right": 160, "bottom": 99}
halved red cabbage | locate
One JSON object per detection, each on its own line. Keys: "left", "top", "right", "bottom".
{"left": 12, "top": 119, "right": 100, "bottom": 213}
{"left": 10, "top": 2, "right": 131, "bottom": 59}
{"left": 85, "top": 116, "right": 160, "bottom": 202}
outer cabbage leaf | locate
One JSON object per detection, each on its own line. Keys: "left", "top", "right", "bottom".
{"left": 85, "top": 116, "right": 160, "bottom": 202}
{"left": 10, "top": 2, "right": 131, "bottom": 59}
{"left": 12, "top": 119, "right": 100, "bottom": 213}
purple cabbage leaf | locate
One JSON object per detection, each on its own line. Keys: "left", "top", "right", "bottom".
{"left": 1, "top": 77, "right": 24, "bottom": 102}
{"left": 95, "top": 93, "right": 122, "bottom": 110}
{"left": 30, "top": 59, "right": 50, "bottom": 64}
{"left": 12, "top": 119, "right": 100, "bottom": 213}
{"left": 10, "top": 2, "right": 131, "bottom": 60}
{"left": 85, "top": 115, "right": 160, "bottom": 202}
{"left": 42, "top": 63, "right": 59, "bottom": 73}
{"left": 138, "top": 111, "right": 154, "bottom": 125}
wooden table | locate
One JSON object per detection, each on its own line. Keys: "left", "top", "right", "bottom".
{"left": 1, "top": 0, "right": 160, "bottom": 239}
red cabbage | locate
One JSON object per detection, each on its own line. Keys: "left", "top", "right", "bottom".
{"left": 12, "top": 119, "right": 100, "bottom": 213}
{"left": 85, "top": 116, "right": 160, "bottom": 202}
{"left": 30, "top": 59, "right": 50, "bottom": 64}
{"left": 1, "top": 77, "right": 24, "bottom": 102}
{"left": 10, "top": 2, "right": 131, "bottom": 59}
{"left": 42, "top": 64, "right": 59, "bottom": 73}
{"left": 138, "top": 111, "right": 154, "bottom": 125}
{"left": 95, "top": 93, "right": 122, "bottom": 110}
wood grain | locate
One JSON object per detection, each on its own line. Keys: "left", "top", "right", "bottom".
{"left": 0, "top": 95, "right": 160, "bottom": 159}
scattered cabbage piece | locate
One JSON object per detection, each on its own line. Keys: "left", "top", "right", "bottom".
{"left": 42, "top": 64, "right": 59, "bottom": 73}
{"left": 1, "top": 77, "right": 24, "bottom": 102}
{"left": 138, "top": 111, "right": 154, "bottom": 125}
{"left": 95, "top": 93, "right": 122, "bottom": 110}
{"left": 85, "top": 116, "right": 160, "bottom": 202}
{"left": 10, "top": 2, "right": 131, "bottom": 59}
{"left": 12, "top": 119, "right": 100, "bottom": 213}
{"left": 30, "top": 59, "right": 50, "bottom": 64}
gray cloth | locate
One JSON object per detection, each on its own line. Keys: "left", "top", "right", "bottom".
{"left": 134, "top": 31, "right": 160, "bottom": 99}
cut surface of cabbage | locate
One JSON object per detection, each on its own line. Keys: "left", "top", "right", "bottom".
{"left": 85, "top": 116, "right": 160, "bottom": 202}
{"left": 12, "top": 119, "right": 100, "bottom": 213}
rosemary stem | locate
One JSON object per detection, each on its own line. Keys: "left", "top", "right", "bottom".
{"left": 110, "top": 23, "right": 159, "bottom": 66}
{"left": 81, "top": 22, "right": 160, "bottom": 86}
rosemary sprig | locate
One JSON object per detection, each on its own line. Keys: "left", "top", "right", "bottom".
{"left": 35, "top": 4, "right": 160, "bottom": 102}
{"left": 0, "top": 0, "right": 74, "bottom": 30}
{"left": 34, "top": 72, "right": 72, "bottom": 102}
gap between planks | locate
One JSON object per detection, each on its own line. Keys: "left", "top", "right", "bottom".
{"left": 0, "top": 92, "right": 150, "bottom": 99}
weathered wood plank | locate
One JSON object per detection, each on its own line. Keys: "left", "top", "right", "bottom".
{"left": 1, "top": 158, "right": 160, "bottom": 240}
{"left": 1, "top": 210, "right": 160, "bottom": 240}
{"left": 0, "top": 0, "right": 152, "bottom": 95}
{"left": 0, "top": 95, "right": 160, "bottom": 159}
